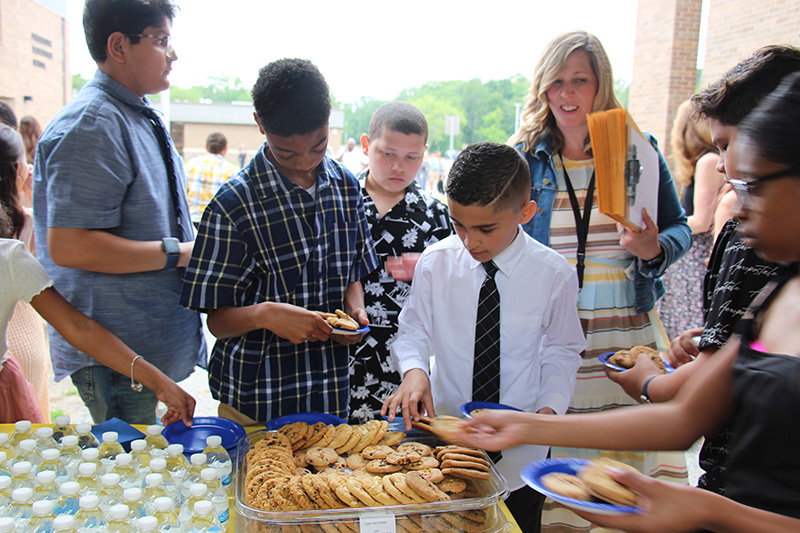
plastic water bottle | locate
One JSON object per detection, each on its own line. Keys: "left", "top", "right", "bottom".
{"left": 201, "top": 436, "right": 232, "bottom": 490}
{"left": 98, "top": 432, "right": 125, "bottom": 473}
{"left": 17, "top": 439, "right": 41, "bottom": 468}
{"left": 52, "top": 514, "right": 78, "bottom": 532}
{"left": 37, "top": 448, "right": 68, "bottom": 483}
{"left": 180, "top": 454, "right": 207, "bottom": 500}
{"left": 113, "top": 453, "right": 141, "bottom": 490}
{"left": 10, "top": 420, "right": 36, "bottom": 448}
{"left": 35, "top": 427, "right": 58, "bottom": 456}
{"left": 98, "top": 473, "right": 123, "bottom": 514}
{"left": 184, "top": 500, "right": 221, "bottom": 533}
{"left": 33, "top": 470, "right": 59, "bottom": 502}
{"left": 154, "top": 402, "right": 168, "bottom": 426}
{"left": 199, "top": 468, "right": 228, "bottom": 527}
{"left": 122, "top": 487, "right": 148, "bottom": 522}
{"left": 129, "top": 440, "right": 151, "bottom": 474}
{"left": 11, "top": 460, "right": 35, "bottom": 490}
{"left": 0, "top": 451, "right": 9, "bottom": 477}
{"left": 0, "top": 433, "right": 16, "bottom": 465}
{"left": 105, "top": 503, "right": 132, "bottom": 532}
{"left": 52, "top": 415, "right": 76, "bottom": 445}
{"left": 55, "top": 481, "right": 81, "bottom": 515}
{"left": 8, "top": 487, "right": 34, "bottom": 527}
{"left": 74, "top": 424, "right": 99, "bottom": 450}
{"left": 0, "top": 517, "right": 15, "bottom": 532}
{"left": 78, "top": 448, "right": 104, "bottom": 477}
{"left": 144, "top": 426, "right": 168, "bottom": 459}
{"left": 147, "top": 457, "right": 178, "bottom": 504}
{"left": 164, "top": 444, "right": 189, "bottom": 488}
{"left": 134, "top": 516, "right": 158, "bottom": 532}
{"left": 0, "top": 476, "right": 11, "bottom": 514}
{"left": 178, "top": 483, "right": 207, "bottom": 528}
{"left": 25, "top": 499, "right": 56, "bottom": 532}
{"left": 74, "top": 494, "right": 105, "bottom": 531}
{"left": 58, "top": 435, "right": 82, "bottom": 480}
{"left": 76, "top": 462, "right": 101, "bottom": 497}
{"left": 142, "top": 473, "right": 168, "bottom": 515}
{"left": 152, "top": 496, "right": 180, "bottom": 530}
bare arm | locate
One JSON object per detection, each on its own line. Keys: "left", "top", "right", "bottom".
{"left": 29, "top": 287, "right": 195, "bottom": 426}
{"left": 688, "top": 153, "right": 725, "bottom": 235}
{"left": 206, "top": 302, "right": 333, "bottom": 344}
{"left": 47, "top": 227, "right": 193, "bottom": 273}
{"left": 713, "top": 188, "right": 737, "bottom": 242}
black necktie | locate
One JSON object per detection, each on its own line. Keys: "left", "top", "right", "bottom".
{"left": 473, "top": 261, "right": 502, "bottom": 463}
{"left": 142, "top": 107, "right": 190, "bottom": 241}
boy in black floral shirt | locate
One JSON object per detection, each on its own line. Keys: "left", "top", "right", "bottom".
{"left": 348, "top": 102, "right": 452, "bottom": 423}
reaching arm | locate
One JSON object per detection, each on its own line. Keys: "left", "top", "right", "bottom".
{"left": 206, "top": 302, "right": 333, "bottom": 344}
{"left": 29, "top": 286, "right": 195, "bottom": 426}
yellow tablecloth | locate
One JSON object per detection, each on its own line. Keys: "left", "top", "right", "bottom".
{"left": 2, "top": 423, "right": 522, "bottom": 532}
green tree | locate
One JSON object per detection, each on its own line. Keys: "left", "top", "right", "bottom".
{"left": 72, "top": 73, "right": 88, "bottom": 94}
{"left": 614, "top": 78, "right": 629, "bottom": 109}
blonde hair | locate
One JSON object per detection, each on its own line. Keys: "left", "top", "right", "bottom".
{"left": 670, "top": 100, "right": 716, "bottom": 188}
{"left": 509, "top": 30, "right": 621, "bottom": 155}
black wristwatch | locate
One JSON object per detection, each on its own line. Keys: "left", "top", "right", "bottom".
{"left": 161, "top": 237, "right": 180, "bottom": 269}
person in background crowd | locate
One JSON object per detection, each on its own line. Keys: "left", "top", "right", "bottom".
{"left": 337, "top": 136, "right": 366, "bottom": 175}
{"left": 185, "top": 131, "right": 238, "bottom": 228}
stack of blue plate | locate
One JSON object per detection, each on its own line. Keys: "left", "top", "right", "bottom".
{"left": 264, "top": 412, "right": 346, "bottom": 430}
{"left": 162, "top": 417, "right": 246, "bottom": 461}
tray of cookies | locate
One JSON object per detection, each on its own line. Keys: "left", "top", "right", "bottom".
{"left": 234, "top": 419, "right": 511, "bottom": 532}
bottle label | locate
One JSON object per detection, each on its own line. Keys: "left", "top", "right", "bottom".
{"left": 221, "top": 472, "right": 231, "bottom": 486}
{"left": 219, "top": 507, "right": 229, "bottom": 523}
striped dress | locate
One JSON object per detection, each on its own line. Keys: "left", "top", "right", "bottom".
{"left": 541, "top": 157, "right": 687, "bottom": 533}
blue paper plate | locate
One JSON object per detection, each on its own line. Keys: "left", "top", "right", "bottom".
{"left": 598, "top": 351, "right": 674, "bottom": 374}
{"left": 90, "top": 418, "right": 146, "bottom": 452}
{"left": 461, "top": 401, "right": 524, "bottom": 418}
{"left": 162, "top": 416, "right": 246, "bottom": 455}
{"left": 331, "top": 325, "right": 370, "bottom": 336}
{"left": 522, "top": 458, "right": 642, "bottom": 515}
{"left": 264, "top": 412, "right": 346, "bottom": 430}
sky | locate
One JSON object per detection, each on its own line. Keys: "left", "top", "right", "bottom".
{"left": 65, "top": 0, "right": 642, "bottom": 104}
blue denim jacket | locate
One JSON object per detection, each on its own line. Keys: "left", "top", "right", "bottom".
{"left": 518, "top": 135, "right": 691, "bottom": 314}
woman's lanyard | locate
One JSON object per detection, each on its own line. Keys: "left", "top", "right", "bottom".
{"left": 559, "top": 153, "right": 595, "bottom": 289}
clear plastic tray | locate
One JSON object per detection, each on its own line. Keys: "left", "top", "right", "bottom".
{"left": 234, "top": 429, "right": 510, "bottom": 532}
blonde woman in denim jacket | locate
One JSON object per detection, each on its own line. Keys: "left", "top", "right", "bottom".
{"left": 510, "top": 30, "right": 691, "bottom": 532}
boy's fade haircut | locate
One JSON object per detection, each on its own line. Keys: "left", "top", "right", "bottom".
{"left": 692, "top": 45, "right": 800, "bottom": 125}
{"left": 446, "top": 142, "right": 531, "bottom": 212}
{"left": 83, "top": 0, "right": 178, "bottom": 63}
{"left": 368, "top": 102, "right": 428, "bottom": 143}
{"left": 251, "top": 59, "right": 331, "bottom": 138}
{"left": 206, "top": 132, "right": 227, "bottom": 154}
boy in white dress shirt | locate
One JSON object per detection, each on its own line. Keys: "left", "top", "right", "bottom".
{"left": 382, "top": 142, "right": 585, "bottom": 532}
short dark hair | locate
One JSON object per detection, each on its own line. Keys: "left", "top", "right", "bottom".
{"left": 738, "top": 72, "right": 800, "bottom": 170}
{"left": 368, "top": 102, "right": 428, "bottom": 143}
{"left": 83, "top": 0, "right": 177, "bottom": 63}
{"left": 446, "top": 142, "right": 531, "bottom": 212}
{"left": 206, "top": 132, "right": 227, "bottom": 154}
{"left": 251, "top": 59, "right": 331, "bottom": 137}
{"left": 0, "top": 125, "right": 25, "bottom": 238}
{"left": 0, "top": 101, "right": 17, "bottom": 130}
{"left": 692, "top": 45, "right": 800, "bottom": 125}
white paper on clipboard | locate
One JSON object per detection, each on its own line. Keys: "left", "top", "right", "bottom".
{"left": 626, "top": 127, "right": 659, "bottom": 231}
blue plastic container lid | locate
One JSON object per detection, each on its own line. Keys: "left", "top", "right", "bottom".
{"left": 264, "top": 412, "right": 346, "bottom": 430}
{"left": 162, "top": 416, "right": 246, "bottom": 455}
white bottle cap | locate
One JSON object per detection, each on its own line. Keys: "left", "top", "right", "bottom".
{"left": 0, "top": 433, "right": 7, "bottom": 444}
{"left": 102, "top": 431, "right": 119, "bottom": 443}
{"left": 200, "top": 467, "right": 217, "bottom": 482}
{"left": 19, "top": 439, "right": 36, "bottom": 451}
{"left": 74, "top": 423, "right": 92, "bottom": 434}
{"left": 11, "top": 461, "right": 32, "bottom": 474}
{"left": 123, "top": 487, "right": 143, "bottom": 501}
{"left": 11, "top": 487, "right": 33, "bottom": 502}
{"left": 81, "top": 447, "right": 99, "bottom": 461}
{"left": 41, "top": 448, "right": 60, "bottom": 461}
{"left": 146, "top": 425, "right": 163, "bottom": 436}
{"left": 101, "top": 473, "right": 121, "bottom": 486}
{"left": 193, "top": 499, "right": 213, "bottom": 515}
{"left": 60, "top": 435, "right": 79, "bottom": 447}
{"left": 54, "top": 415, "right": 71, "bottom": 426}
{"left": 153, "top": 496, "right": 173, "bottom": 512}
{"left": 149, "top": 457, "right": 166, "bottom": 471}
{"left": 37, "top": 427, "right": 54, "bottom": 438}
{"left": 78, "top": 462, "right": 97, "bottom": 476}
{"left": 190, "top": 453, "right": 207, "bottom": 466}
{"left": 36, "top": 470, "right": 56, "bottom": 483}
{"left": 109, "top": 503, "right": 129, "bottom": 519}
{"left": 59, "top": 481, "right": 80, "bottom": 496}
{"left": 32, "top": 499, "right": 54, "bottom": 515}
{"left": 115, "top": 453, "right": 133, "bottom": 466}
{"left": 189, "top": 483, "right": 208, "bottom": 497}
{"left": 145, "top": 473, "right": 163, "bottom": 486}
{"left": 0, "top": 451, "right": 5, "bottom": 464}
{"left": 0, "top": 517, "right": 14, "bottom": 532}
{"left": 53, "top": 514, "right": 76, "bottom": 531}
{"left": 0, "top": 476, "right": 9, "bottom": 489}
{"left": 205, "top": 435, "right": 222, "bottom": 447}
{"left": 79, "top": 494, "right": 100, "bottom": 509}
{"left": 166, "top": 443, "right": 184, "bottom": 456}
{"left": 130, "top": 439, "right": 147, "bottom": 451}
{"left": 15, "top": 420, "right": 32, "bottom": 431}
{"left": 136, "top": 516, "right": 158, "bottom": 531}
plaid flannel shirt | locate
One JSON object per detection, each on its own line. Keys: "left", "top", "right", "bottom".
{"left": 181, "top": 143, "right": 378, "bottom": 421}
{"left": 185, "top": 153, "right": 239, "bottom": 223}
